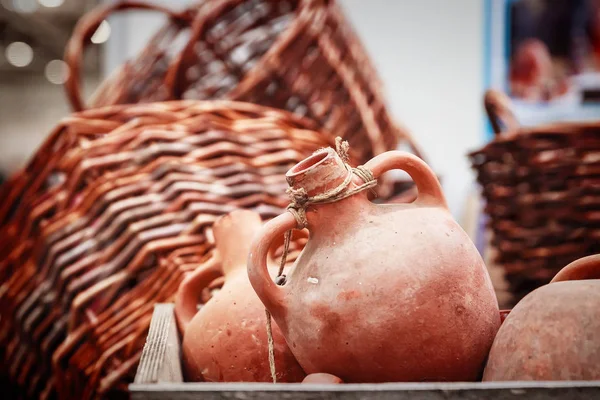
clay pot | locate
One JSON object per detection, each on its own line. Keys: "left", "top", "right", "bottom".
{"left": 248, "top": 148, "right": 500, "bottom": 382}
{"left": 175, "top": 210, "right": 305, "bottom": 382}
{"left": 484, "top": 254, "right": 600, "bottom": 381}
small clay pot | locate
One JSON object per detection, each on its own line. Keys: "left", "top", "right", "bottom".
{"left": 175, "top": 210, "right": 305, "bottom": 382}
{"left": 484, "top": 254, "right": 600, "bottom": 381}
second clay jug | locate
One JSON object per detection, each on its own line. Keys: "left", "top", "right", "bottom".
{"left": 484, "top": 254, "right": 600, "bottom": 381}
{"left": 248, "top": 147, "right": 501, "bottom": 382}
{"left": 175, "top": 210, "right": 305, "bottom": 382}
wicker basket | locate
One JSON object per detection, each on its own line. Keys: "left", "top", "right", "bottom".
{"left": 0, "top": 101, "right": 335, "bottom": 399}
{"left": 469, "top": 89, "right": 600, "bottom": 302}
{"left": 64, "top": 0, "right": 424, "bottom": 169}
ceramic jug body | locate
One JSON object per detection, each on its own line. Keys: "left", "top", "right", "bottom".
{"left": 249, "top": 149, "right": 500, "bottom": 382}
{"left": 484, "top": 254, "right": 600, "bottom": 381}
{"left": 176, "top": 210, "right": 305, "bottom": 382}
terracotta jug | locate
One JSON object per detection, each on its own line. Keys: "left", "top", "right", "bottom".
{"left": 248, "top": 148, "right": 501, "bottom": 382}
{"left": 175, "top": 210, "right": 305, "bottom": 382}
{"left": 484, "top": 254, "right": 600, "bottom": 381}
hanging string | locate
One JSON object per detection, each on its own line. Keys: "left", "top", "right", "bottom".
{"left": 265, "top": 137, "right": 377, "bottom": 383}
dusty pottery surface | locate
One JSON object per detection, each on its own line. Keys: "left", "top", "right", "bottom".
{"left": 484, "top": 254, "right": 600, "bottom": 381}
{"left": 175, "top": 210, "right": 304, "bottom": 382}
{"left": 248, "top": 148, "right": 501, "bottom": 382}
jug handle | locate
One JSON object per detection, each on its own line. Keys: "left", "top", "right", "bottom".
{"left": 174, "top": 254, "right": 222, "bottom": 334}
{"left": 248, "top": 212, "right": 296, "bottom": 316}
{"left": 364, "top": 151, "right": 447, "bottom": 209}
{"left": 550, "top": 254, "right": 600, "bottom": 283}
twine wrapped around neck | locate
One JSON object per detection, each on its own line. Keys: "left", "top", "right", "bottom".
{"left": 265, "top": 137, "right": 377, "bottom": 383}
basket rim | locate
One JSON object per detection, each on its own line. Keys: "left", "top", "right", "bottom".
{"left": 68, "top": 99, "right": 321, "bottom": 129}
{"left": 469, "top": 119, "right": 600, "bottom": 157}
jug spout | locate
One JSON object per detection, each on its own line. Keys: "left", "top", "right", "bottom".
{"left": 286, "top": 148, "right": 351, "bottom": 197}
{"left": 284, "top": 148, "right": 370, "bottom": 230}
{"left": 213, "top": 210, "right": 263, "bottom": 277}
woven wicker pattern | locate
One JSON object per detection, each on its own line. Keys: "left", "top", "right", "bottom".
{"left": 469, "top": 90, "right": 600, "bottom": 302}
{"left": 65, "top": 0, "right": 423, "bottom": 169}
{"left": 0, "top": 101, "right": 334, "bottom": 399}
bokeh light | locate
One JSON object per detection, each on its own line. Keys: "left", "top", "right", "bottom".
{"left": 44, "top": 59, "right": 69, "bottom": 84}
{"left": 12, "top": 0, "right": 38, "bottom": 13}
{"left": 6, "top": 41, "right": 34, "bottom": 67}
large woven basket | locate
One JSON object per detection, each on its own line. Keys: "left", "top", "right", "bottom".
{"left": 64, "top": 0, "right": 424, "bottom": 170}
{"left": 469, "top": 90, "right": 600, "bottom": 302}
{"left": 0, "top": 101, "right": 336, "bottom": 399}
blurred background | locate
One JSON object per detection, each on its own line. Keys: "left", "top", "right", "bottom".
{"left": 0, "top": 0, "right": 599, "bottom": 396}
{"left": 0, "top": 0, "right": 487, "bottom": 221}
{"left": 0, "top": 0, "right": 98, "bottom": 172}
{"left": 0, "top": 0, "right": 599, "bottom": 219}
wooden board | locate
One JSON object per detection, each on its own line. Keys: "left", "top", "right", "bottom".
{"left": 134, "top": 303, "right": 183, "bottom": 384}
{"left": 130, "top": 304, "right": 600, "bottom": 399}
{"left": 131, "top": 381, "right": 600, "bottom": 400}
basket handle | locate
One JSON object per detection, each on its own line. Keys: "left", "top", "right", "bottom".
{"left": 64, "top": 0, "right": 193, "bottom": 111}
{"left": 484, "top": 89, "right": 520, "bottom": 135}
{"left": 163, "top": 0, "right": 235, "bottom": 99}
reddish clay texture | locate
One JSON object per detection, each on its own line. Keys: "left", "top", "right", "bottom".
{"left": 484, "top": 254, "right": 600, "bottom": 381}
{"left": 248, "top": 148, "right": 500, "bottom": 382}
{"left": 175, "top": 210, "right": 305, "bottom": 382}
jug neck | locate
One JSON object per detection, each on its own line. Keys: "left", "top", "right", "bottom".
{"left": 285, "top": 148, "right": 371, "bottom": 231}
{"left": 213, "top": 210, "right": 263, "bottom": 277}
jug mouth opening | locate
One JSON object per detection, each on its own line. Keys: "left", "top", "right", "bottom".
{"left": 286, "top": 149, "right": 331, "bottom": 178}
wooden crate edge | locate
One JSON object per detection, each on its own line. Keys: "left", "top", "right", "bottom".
{"left": 134, "top": 303, "right": 183, "bottom": 384}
